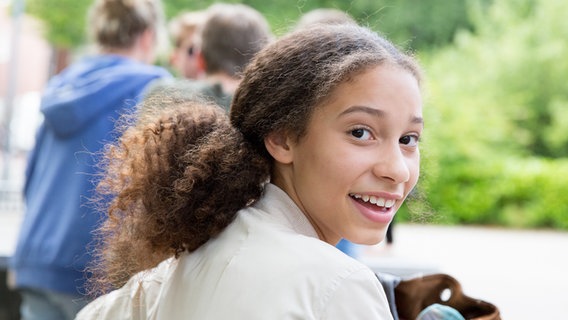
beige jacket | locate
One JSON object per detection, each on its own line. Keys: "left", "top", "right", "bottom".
{"left": 76, "top": 184, "right": 393, "bottom": 319}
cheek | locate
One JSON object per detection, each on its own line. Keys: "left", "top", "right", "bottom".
{"left": 298, "top": 146, "right": 336, "bottom": 182}
{"left": 188, "top": 58, "right": 198, "bottom": 66}
{"left": 309, "top": 145, "right": 362, "bottom": 184}
{"left": 294, "top": 143, "right": 354, "bottom": 200}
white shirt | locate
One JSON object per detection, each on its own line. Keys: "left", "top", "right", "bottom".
{"left": 76, "top": 184, "right": 393, "bottom": 319}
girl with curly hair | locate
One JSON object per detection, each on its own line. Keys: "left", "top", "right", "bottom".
{"left": 78, "top": 22, "right": 423, "bottom": 319}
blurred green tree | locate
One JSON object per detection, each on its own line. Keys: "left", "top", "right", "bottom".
{"left": 419, "top": 0, "right": 568, "bottom": 229}
{"left": 26, "top": 0, "right": 90, "bottom": 73}
{"left": 26, "top": 0, "right": 88, "bottom": 48}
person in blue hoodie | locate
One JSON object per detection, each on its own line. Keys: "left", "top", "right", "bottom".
{"left": 8, "top": 0, "right": 171, "bottom": 319}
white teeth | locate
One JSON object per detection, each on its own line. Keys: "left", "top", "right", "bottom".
{"left": 350, "top": 193, "right": 395, "bottom": 208}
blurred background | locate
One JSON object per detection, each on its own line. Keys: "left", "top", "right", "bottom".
{"left": 1, "top": 0, "right": 567, "bottom": 319}
{"left": 3, "top": 0, "right": 568, "bottom": 229}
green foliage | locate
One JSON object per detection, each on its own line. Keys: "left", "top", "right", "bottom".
{"left": 348, "top": 0, "right": 489, "bottom": 51}
{"left": 420, "top": 0, "right": 568, "bottom": 230}
{"left": 421, "top": 156, "right": 568, "bottom": 229}
{"left": 26, "top": 0, "right": 89, "bottom": 48}
{"left": 497, "top": 158, "right": 568, "bottom": 229}
{"left": 457, "top": 0, "right": 568, "bottom": 158}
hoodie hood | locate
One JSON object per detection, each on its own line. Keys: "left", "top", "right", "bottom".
{"left": 40, "top": 55, "right": 171, "bottom": 137}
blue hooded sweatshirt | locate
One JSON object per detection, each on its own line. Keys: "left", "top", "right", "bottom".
{"left": 10, "top": 55, "right": 171, "bottom": 295}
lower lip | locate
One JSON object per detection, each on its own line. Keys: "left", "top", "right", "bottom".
{"left": 350, "top": 197, "right": 395, "bottom": 224}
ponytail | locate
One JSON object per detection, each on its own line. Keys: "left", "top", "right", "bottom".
{"left": 89, "top": 97, "right": 269, "bottom": 294}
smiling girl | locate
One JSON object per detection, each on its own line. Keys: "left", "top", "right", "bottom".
{"left": 78, "top": 23, "right": 423, "bottom": 319}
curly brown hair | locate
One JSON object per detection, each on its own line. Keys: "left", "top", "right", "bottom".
{"left": 88, "top": 23, "right": 421, "bottom": 295}
{"left": 88, "top": 95, "right": 269, "bottom": 294}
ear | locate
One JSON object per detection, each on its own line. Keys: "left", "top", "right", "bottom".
{"left": 136, "top": 29, "right": 156, "bottom": 63}
{"left": 264, "top": 131, "right": 294, "bottom": 164}
{"left": 140, "top": 29, "right": 155, "bottom": 51}
{"left": 196, "top": 51, "right": 207, "bottom": 73}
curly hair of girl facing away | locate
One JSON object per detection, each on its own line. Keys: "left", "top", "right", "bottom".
{"left": 81, "top": 23, "right": 423, "bottom": 319}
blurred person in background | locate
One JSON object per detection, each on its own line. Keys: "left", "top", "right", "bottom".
{"left": 144, "top": 3, "right": 272, "bottom": 112}
{"left": 8, "top": 0, "right": 171, "bottom": 319}
{"left": 294, "top": 7, "right": 357, "bottom": 30}
{"left": 167, "top": 9, "right": 207, "bottom": 79}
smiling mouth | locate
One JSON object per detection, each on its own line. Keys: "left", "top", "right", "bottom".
{"left": 349, "top": 193, "right": 395, "bottom": 209}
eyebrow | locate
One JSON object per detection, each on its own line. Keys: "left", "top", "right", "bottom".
{"left": 339, "top": 105, "right": 424, "bottom": 125}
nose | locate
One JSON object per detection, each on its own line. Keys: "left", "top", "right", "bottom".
{"left": 372, "top": 143, "right": 411, "bottom": 184}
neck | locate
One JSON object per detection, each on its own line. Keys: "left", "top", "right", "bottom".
{"left": 101, "top": 45, "right": 152, "bottom": 64}
{"left": 99, "top": 29, "right": 155, "bottom": 64}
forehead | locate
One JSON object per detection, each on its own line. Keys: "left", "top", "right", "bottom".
{"left": 308, "top": 64, "right": 422, "bottom": 126}
{"left": 321, "top": 64, "right": 420, "bottom": 104}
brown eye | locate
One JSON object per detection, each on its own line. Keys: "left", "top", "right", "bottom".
{"left": 350, "top": 127, "right": 373, "bottom": 140}
{"left": 351, "top": 128, "right": 366, "bottom": 139}
{"left": 400, "top": 135, "right": 419, "bottom": 146}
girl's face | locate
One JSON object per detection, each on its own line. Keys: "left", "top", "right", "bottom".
{"left": 270, "top": 64, "right": 423, "bottom": 245}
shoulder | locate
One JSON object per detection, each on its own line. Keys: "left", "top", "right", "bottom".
{"left": 100, "top": 57, "right": 171, "bottom": 82}
{"left": 143, "top": 79, "right": 231, "bottom": 110}
{"left": 121, "top": 63, "right": 171, "bottom": 82}
{"left": 143, "top": 79, "right": 208, "bottom": 99}
{"left": 277, "top": 234, "right": 381, "bottom": 293}
{"left": 239, "top": 209, "right": 389, "bottom": 307}
{"left": 243, "top": 226, "right": 391, "bottom": 318}
{"left": 317, "top": 265, "right": 393, "bottom": 319}
{"left": 285, "top": 240, "right": 392, "bottom": 319}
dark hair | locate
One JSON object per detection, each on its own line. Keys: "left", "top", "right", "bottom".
{"left": 88, "top": 23, "right": 421, "bottom": 294}
{"left": 200, "top": 3, "right": 272, "bottom": 77}
{"left": 294, "top": 8, "right": 357, "bottom": 30}
{"left": 88, "top": 0, "right": 163, "bottom": 49}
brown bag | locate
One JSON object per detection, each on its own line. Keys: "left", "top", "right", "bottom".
{"left": 394, "top": 273, "right": 501, "bottom": 320}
